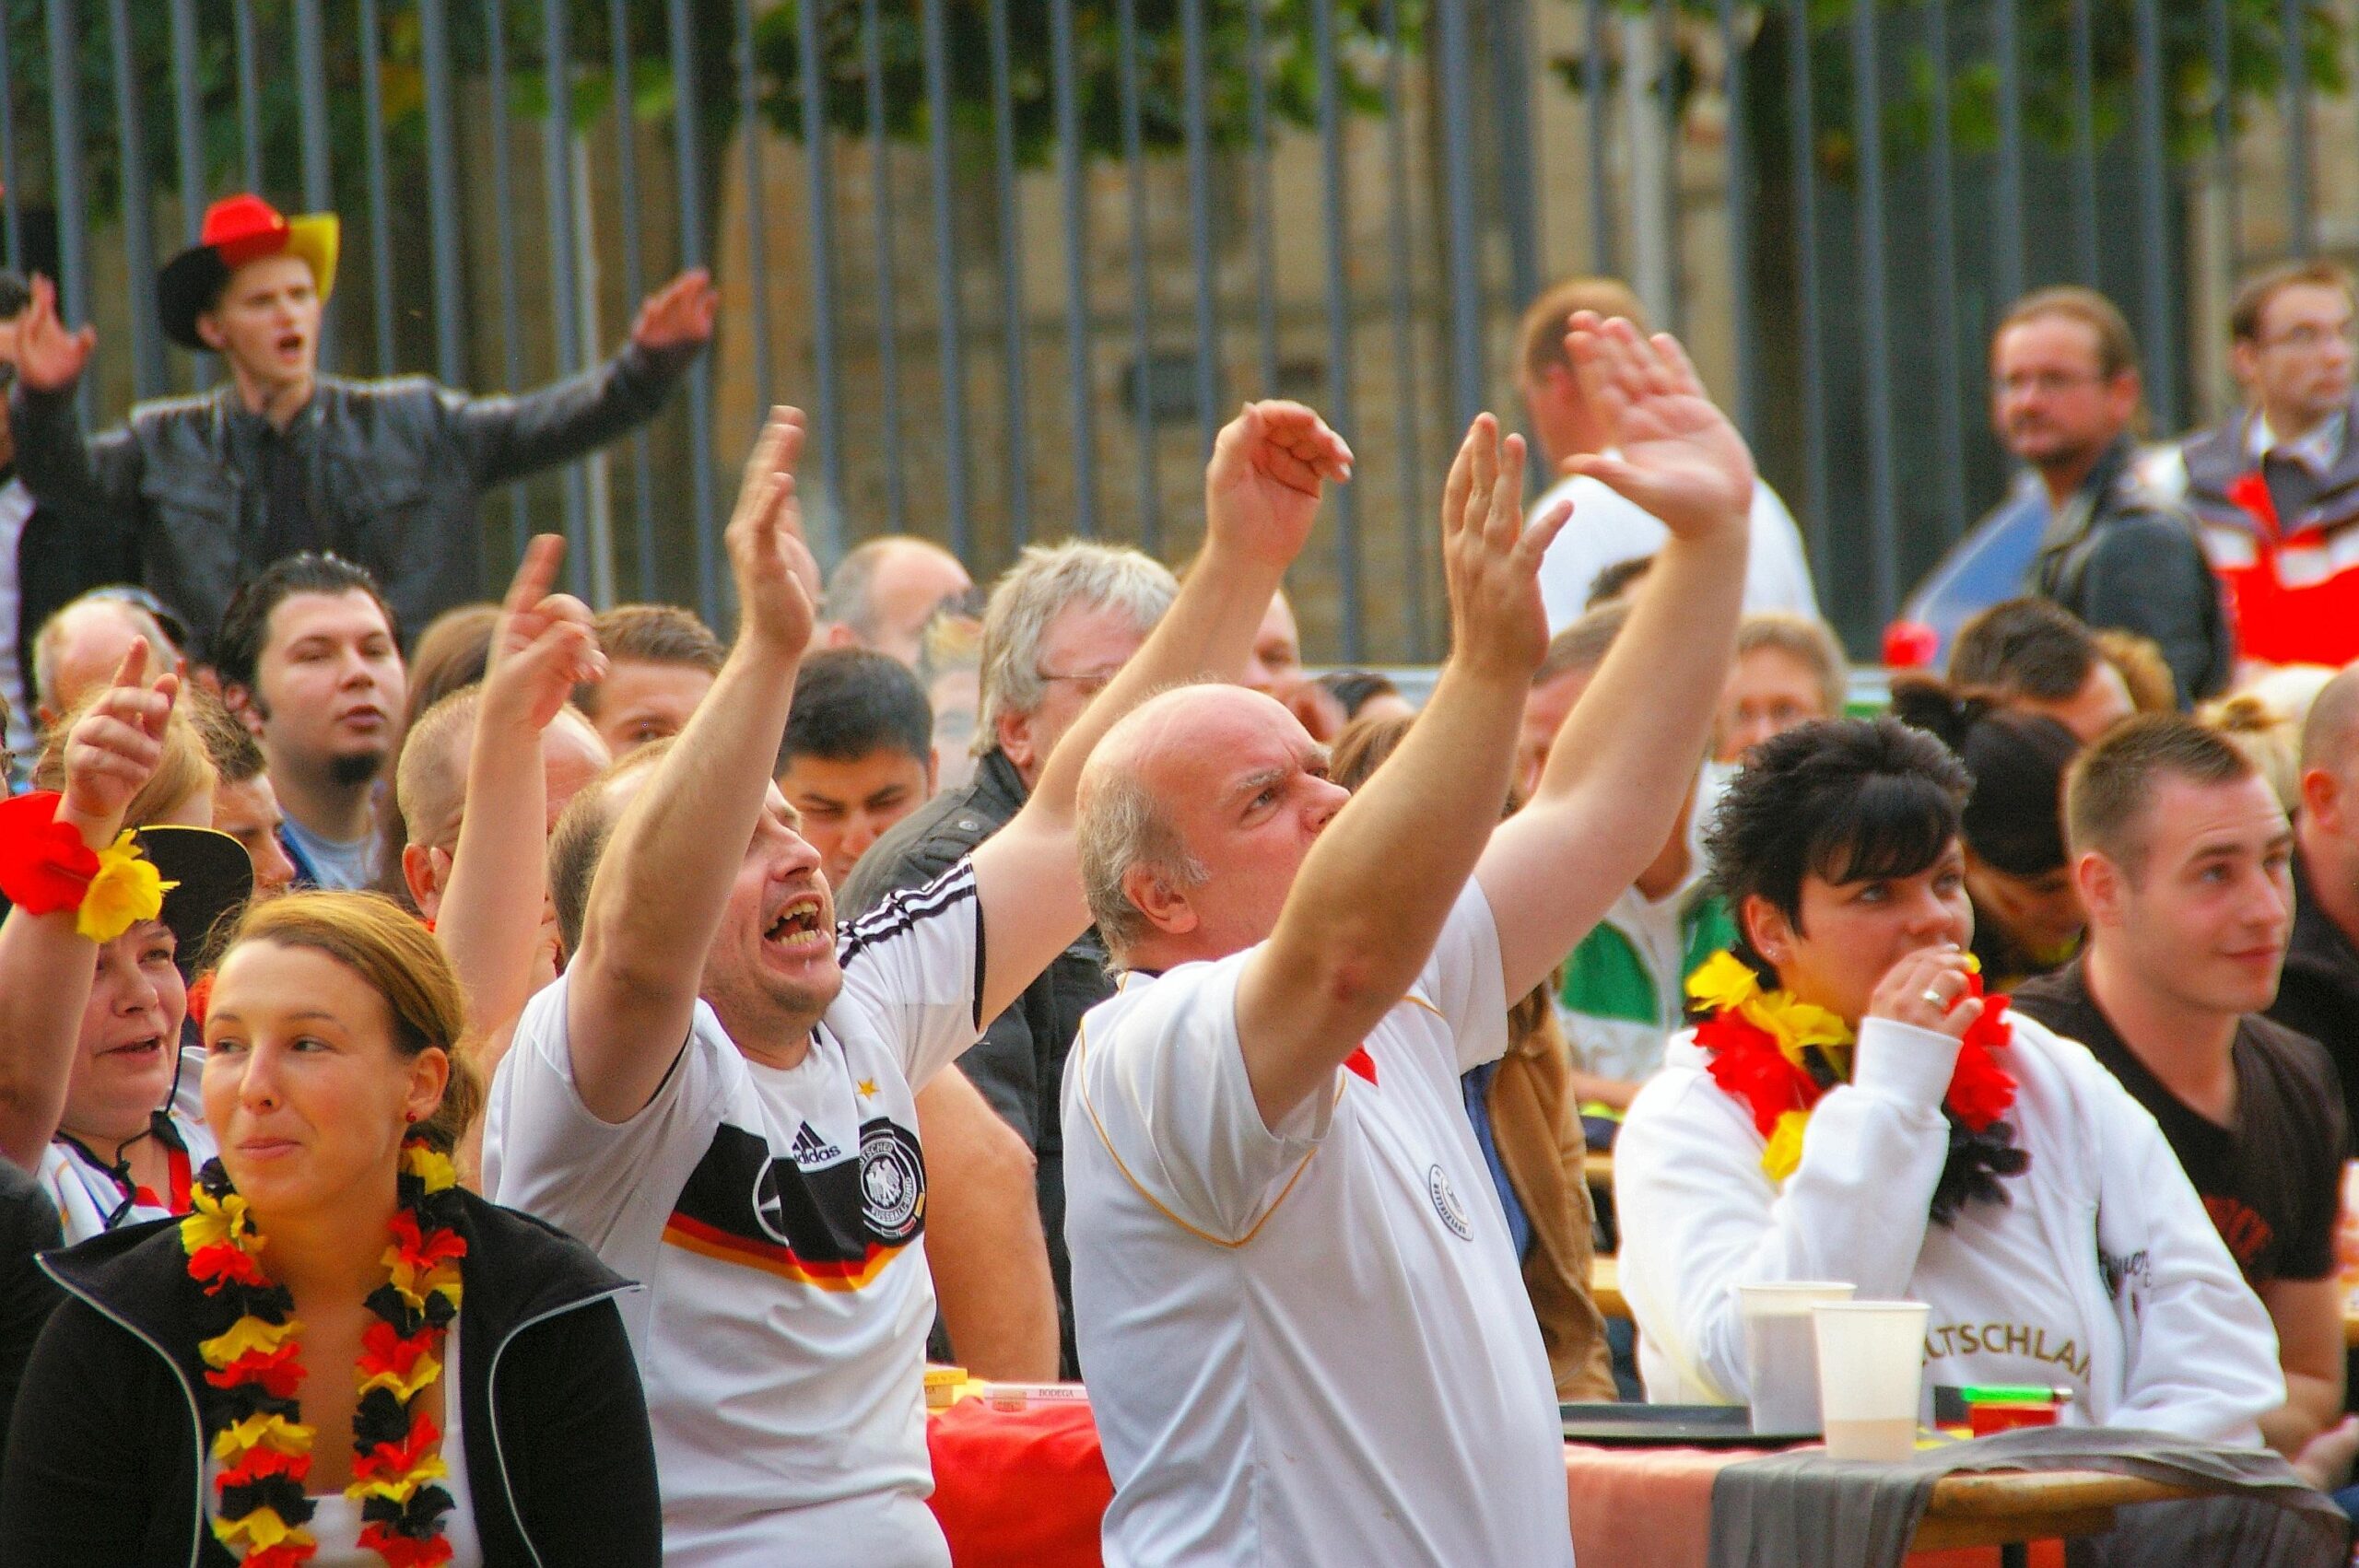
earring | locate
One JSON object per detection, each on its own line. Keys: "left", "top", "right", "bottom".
{"left": 404, "top": 1111, "right": 419, "bottom": 1124}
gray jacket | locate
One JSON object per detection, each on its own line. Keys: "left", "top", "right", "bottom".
{"left": 10, "top": 340, "right": 696, "bottom": 655}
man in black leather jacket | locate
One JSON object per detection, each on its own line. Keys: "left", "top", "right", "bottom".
{"left": 841, "top": 539, "right": 1177, "bottom": 1377}
{"left": 6, "top": 194, "right": 714, "bottom": 658}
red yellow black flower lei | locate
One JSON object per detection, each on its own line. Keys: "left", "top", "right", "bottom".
{"left": 1685, "top": 952, "right": 2031, "bottom": 1225}
{"left": 182, "top": 1140, "right": 466, "bottom": 1568}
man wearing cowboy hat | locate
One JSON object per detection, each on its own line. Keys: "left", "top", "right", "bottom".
{"left": 6, "top": 193, "right": 718, "bottom": 660}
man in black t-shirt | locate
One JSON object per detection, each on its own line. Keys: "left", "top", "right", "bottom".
{"left": 2013, "top": 715, "right": 2348, "bottom": 1459}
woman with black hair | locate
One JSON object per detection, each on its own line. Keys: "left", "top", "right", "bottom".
{"left": 1614, "top": 718, "right": 2281, "bottom": 1441}
{"left": 1888, "top": 676, "right": 2086, "bottom": 991}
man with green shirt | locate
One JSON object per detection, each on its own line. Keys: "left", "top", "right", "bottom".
{"left": 1531, "top": 604, "right": 1735, "bottom": 1125}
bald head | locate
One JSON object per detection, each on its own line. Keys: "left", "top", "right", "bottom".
{"left": 820, "top": 536, "right": 973, "bottom": 667}
{"left": 35, "top": 595, "right": 177, "bottom": 717}
{"left": 2302, "top": 666, "right": 2359, "bottom": 776}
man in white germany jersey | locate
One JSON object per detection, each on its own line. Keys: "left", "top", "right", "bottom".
{"left": 1063, "top": 315, "right": 1754, "bottom": 1567}
{"left": 484, "top": 401, "right": 1352, "bottom": 1568}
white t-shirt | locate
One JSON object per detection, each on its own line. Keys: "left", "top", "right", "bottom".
{"left": 39, "top": 1049, "right": 214, "bottom": 1244}
{"left": 485, "top": 865, "right": 986, "bottom": 1568}
{"left": 1063, "top": 884, "right": 1573, "bottom": 1568}
{"left": 1532, "top": 469, "right": 1819, "bottom": 633}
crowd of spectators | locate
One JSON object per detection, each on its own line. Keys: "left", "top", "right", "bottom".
{"left": 5, "top": 184, "right": 2359, "bottom": 1565}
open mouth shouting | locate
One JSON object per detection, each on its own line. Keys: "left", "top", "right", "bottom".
{"left": 764, "top": 894, "right": 831, "bottom": 956}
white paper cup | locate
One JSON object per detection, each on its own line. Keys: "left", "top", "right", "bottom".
{"left": 1738, "top": 1281, "right": 1856, "bottom": 1434}
{"left": 1811, "top": 1301, "right": 1930, "bottom": 1462}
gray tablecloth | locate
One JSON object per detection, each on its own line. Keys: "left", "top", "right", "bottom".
{"left": 1706, "top": 1426, "right": 2350, "bottom": 1568}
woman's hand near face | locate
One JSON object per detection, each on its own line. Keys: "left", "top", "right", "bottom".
{"left": 1864, "top": 944, "right": 1983, "bottom": 1039}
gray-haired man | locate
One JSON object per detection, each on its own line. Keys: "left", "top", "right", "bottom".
{"left": 841, "top": 541, "right": 1178, "bottom": 1378}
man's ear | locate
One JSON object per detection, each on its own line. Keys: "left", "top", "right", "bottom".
{"left": 402, "top": 842, "right": 443, "bottom": 920}
{"left": 222, "top": 682, "right": 265, "bottom": 738}
{"left": 2228, "top": 338, "right": 2262, "bottom": 395}
{"left": 2302, "top": 765, "right": 2341, "bottom": 836}
{"left": 2074, "top": 849, "right": 2125, "bottom": 931}
{"left": 1122, "top": 860, "right": 1198, "bottom": 940}
{"left": 921, "top": 751, "right": 938, "bottom": 798}
{"left": 997, "top": 706, "right": 1039, "bottom": 778}
{"left": 195, "top": 312, "right": 227, "bottom": 354}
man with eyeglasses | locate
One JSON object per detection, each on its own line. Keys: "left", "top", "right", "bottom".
{"left": 1987, "top": 286, "right": 2229, "bottom": 706}
{"left": 840, "top": 539, "right": 1178, "bottom": 1381}
{"left": 2150, "top": 261, "right": 2359, "bottom": 668}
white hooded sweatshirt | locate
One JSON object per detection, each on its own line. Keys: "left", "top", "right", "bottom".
{"left": 1616, "top": 1012, "right": 2283, "bottom": 1443}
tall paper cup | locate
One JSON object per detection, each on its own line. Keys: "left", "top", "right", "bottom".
{"left": 1811, "top": 1301, "right": 1930, "bottom": 1462}
{"left": 1738, "top": 1281, "right": 1856, "bottom": 1433}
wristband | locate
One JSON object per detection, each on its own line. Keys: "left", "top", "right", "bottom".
{"left": 0, "top": 790, "right": 176, "bottom": 942}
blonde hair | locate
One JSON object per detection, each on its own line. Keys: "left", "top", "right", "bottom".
{"left": 2196, "top": 695, "right": 2302, "bottom": 813}
{"left": 209, "top": 891, "right": 483, "bottom": 1153}
{"left": 1735, "top": 612, "right": 1849, "bottom": 722}
{"left": 1519, "top": 276, "right": 1649, "bottom": 381}
{"left": 33, "top": 689, "right": 217, "bottom": 828}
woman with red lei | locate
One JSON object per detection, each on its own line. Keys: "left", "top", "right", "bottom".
{"left": 0, "top": 891, "right": 660, "bottom": 1565}
{"left": 1615, "top": 717, "right": 2283, "bottom": 1443}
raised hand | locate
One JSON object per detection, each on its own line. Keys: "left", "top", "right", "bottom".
{"left": 1203, "top": 400, "right": 1354, "bottom": 570}
{"left": 486, "top": 534, "right": 606, "bottom": 731}
{"left": 1866, "top": 945, "right": 1984, "bottom": 1041}
{"left": 13, "top": 275, "right": 96, "bottom": 395}
{"left": 631, "top": 268, "right": 720, "bottom": 351}
{"left": 1561, "top": 312, "right": 1754, "bottom": 542}
{"left": 726, "top": 406, "right": 821, "bottom": 657}
{"left": 1440, "top": 415, "right": 1571, "bottom": 683}
{"left": 59, "top": 639, "right": 178, "bottom": 839}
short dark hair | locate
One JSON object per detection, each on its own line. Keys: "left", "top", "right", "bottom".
{"left": 2229, "top": 259, "right": 2356, "bottom": 345}
{"left": 1586, "top": 555, "right": 1655, "bottom": 610}
{"left": 1890, "top": 675, "right": 2081, "bottom": 877}
{"left": 548, "top": 741, "right": 675, "bottom": 957}
{"left": 1706, "top": 718, "right": 1972, "bottom": 982}
{"left": 1535, "top": 600, "right": 1632, "bottom": 686}
{"left": 1316, "top": 670, "right": 1402, "bottom": 724}
{"left": 2065, "top": 713, "right": 2258, "bottom": 876}
{"left": 776, "top": 649, "right": 933, "bottom": 774}
{"left": 578, "top": 603, "right": 725, "bottom": 716}
{"left": 213, "top": 553, "right": 401, "bottom": 694}
{"left": 1995, "top": 286, "right": 2141, "bottom": 381}
{"left": 183, "top": 685, "right": 267, "bottom": 786}
{"left": 1948, "top": 598, "right": 2100, "bottom": 703}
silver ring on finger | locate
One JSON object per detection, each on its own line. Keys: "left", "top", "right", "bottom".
{"left": 1919, "top": 987, "right": 1946, "bottom": 1009}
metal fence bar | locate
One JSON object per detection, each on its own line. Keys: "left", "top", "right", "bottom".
{"left": 987, "top": 0, "right": 1030, "bottom": 549}
{"left": 1381, "top": 0, "right": 1426, "bottom": 660}
{"left": 866, "top": 0, "right": 909, "bottom": 535}
{"left": 1182, "top": 0, "right": 1219, "bottom": 461}
{"left": 1851, "top": 0, "right": 1895, "bottom": 624}
{"left": 232, "top": 0, "right": 260, "bottom": 193}
{"left": 738, "top": 0, "right": 772, "bottom": 423}
{"left": 1992, "top": 0, "right": 2024, "bottom": 308}
{"left": 921, "top": 0, "right": 971, "bottom": 563}
{"left": 2067, "top": 0, "right": 2097, "bottom": 287}
{"left": 1784, "top": 0, "right": 1827, "bottom": 577}
{"left": 292, "top": 0, "right": 330, "bottom": 222}
{"left": 2133, "top": 0, "right": 2177, "bottom": 434}
{"left": 1434, "top": 0, "right": 1483, "bottom": 433}
{"left": 1926, "top": 0, "right": 1966, "bottom": 535}
{"left": 105, "top": 0, "right": 162, "bottom": 401}
{"left": 796, "top": 0, "right": 843, "bottom": 560}
{"left": 1719, "top": 0, "right": 1756, "bottom": 444}
{"left": 487, "top": 0, "right": 532, "bottom": 557}
{"left": 420, "top": 0, "right": 464, "bottom": 388}
{"left": 167, "top": 0, "right": 202, "bottom": 247}
{"left": 1583, "top": 0, "right": 1611, "bottom": 274}
{"left": 44, "top": 0, "right": 91, "bottom": 425}
{"left": 1, "top": 6, "right": 20, "bottom": 273}
{"left": 360, "top": 0, "right": 397, "bottom": 377}
{"left": 1049, "top": 0, "right": 1095, "bottom": 537}
{"left": 1246, "top": 0, "right": 1278, "bottom": 395}
{"left": 610, "top": 0, "right": 656, "bottom": 600}
{"left": 2283, "top": 0, "right": 2314, "bottom": 255}
{"left": 1313, "top": 0, "right": 1362, "bottom": 661}
{"left": 666, "top": 0, "right": 719, "bottom": 620}
{"left": 2208, "top": 0, "right": 2240, "bottom": 284}
{"left": 544, "top": 0, "right": 593, "bottom": 594}
{"left": 1493, "top": 0, "right": 1543, "bottom": 322}
{"left": 1652, "top": 0, "right": 1681, "bottom": 333}
{"left": 1117, "top": 0, "right": 1159, "bottom": 556}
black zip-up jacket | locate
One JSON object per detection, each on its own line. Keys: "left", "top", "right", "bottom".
{"left": 0, "top": 1188, "right": 659, "bottom": 1567}
{"left": 8, "top": 339, "right": 695, "bottom": 658}
{"left": 2025, "top": 435, "right": 2233, "bottom": 707}
{"left": 2269, "top": 847, "right": 2359, "bottom": 1141}
{"left": 840, "top": 745, "right": 1110, "bottom": 1378}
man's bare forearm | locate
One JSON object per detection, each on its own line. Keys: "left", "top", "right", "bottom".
{"left": 917, "top": 1067, "right": 1059, "bottom": 1381}
{"left": 437, "top": 695, "right": 550, "bottom": 1044}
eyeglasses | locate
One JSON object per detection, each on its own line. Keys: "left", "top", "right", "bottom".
{"left": 2259, "top": 323, "right": 2353, "bottom": 353}
{"left": 1995, "top": 369, "right": 2107, "bottom": 398}
{"left": 1036, "top": 669, "right": 1121, "bottom": 698}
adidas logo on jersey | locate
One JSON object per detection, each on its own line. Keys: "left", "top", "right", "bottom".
{"left": 789, "top": 1121, "right": 842, "bottom": 1164}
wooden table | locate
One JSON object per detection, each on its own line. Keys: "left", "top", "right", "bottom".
{"left": 1915, "top": 1470, "right": 2196, "bottom": 1565}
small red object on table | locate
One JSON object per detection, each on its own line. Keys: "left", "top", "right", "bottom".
{"left": 926, "top": 1395, "right": 1110, "bottom": 1568}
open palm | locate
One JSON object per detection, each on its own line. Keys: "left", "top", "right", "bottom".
{"left": 1563, "top": 314, "right": 1754, "bottom": 542}
{"left": 14, "top": 275, "right": 95, "bottom": 394}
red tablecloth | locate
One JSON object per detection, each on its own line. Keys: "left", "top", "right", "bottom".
{"left": 924, "top": 1400, "right": 2059, "bottom": 1568}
